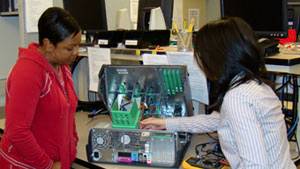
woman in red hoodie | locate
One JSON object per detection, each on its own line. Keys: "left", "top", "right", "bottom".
{"left": 0, "top": 7, "right": 81, "bottom": 169}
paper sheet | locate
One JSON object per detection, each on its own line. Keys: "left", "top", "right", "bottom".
{"left": 166, "top": 52, "right": 209, "bottom": 105}
{"left": 88, "top": 47, "right": 111, "bottom": 92}
{"left": 142, "top": 53, "right": 169, "bottom": 65}
{"left": 24, "top": 0, "right": 53, "bottom": 33}
{"left": 130, "top": 0, "right": 139, "bottom": 24}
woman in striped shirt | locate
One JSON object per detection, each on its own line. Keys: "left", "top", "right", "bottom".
{"left": 140, "top": 17, "right": 296, "bottom": 169}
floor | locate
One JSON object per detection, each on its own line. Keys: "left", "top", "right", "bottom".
{"left": 0, "top": 106, "right": 4, "bottom": 119}
{"left": 71, "top": 163, "right": 89, "bottom": 169}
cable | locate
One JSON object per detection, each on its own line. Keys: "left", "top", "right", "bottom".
{"left": 195, "top": 141, "right": 225, "bottom": 159}
{"left": 193, "top": 141, "right": 228, "bottom": 168}
{"left": 88, "top": 108, "right": 108, "bottom": 118}
{"left": 206, "top": 133, "right": 218, "bottom": 141}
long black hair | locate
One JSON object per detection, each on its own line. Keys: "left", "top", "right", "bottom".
{"left": 38, "top": 7, "right": 81, "bottom": 46}
{"left": 193, "top": 17, "right": 267, "bottom": 111}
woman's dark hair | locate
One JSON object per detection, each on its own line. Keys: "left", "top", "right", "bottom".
{"left": 193, "top": 17, "right": 267, "bottom": 111}
{"left": 38, "top": 7, "right": 81, "bottom": 46}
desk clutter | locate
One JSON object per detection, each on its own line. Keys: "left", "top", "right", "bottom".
{"left": 86, "top": 30, "right": 171, "bottom": 49}
{"left": 182, "top": 140, "right": 230, "bottom": 169}
{"left": 182, "top": 156, "right": 229, "bottom": 169}
{"left": 279, "top": 42, "right": 300, "bottom": 55}
{"left": 86, "top": 65, "right": 193, "bottom": 167}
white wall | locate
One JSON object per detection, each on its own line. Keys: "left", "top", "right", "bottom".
{"left": 0, "top": 15, "right": 18, "bottom": 105}
{"left": 0, "top": 16, "right": 19, "bottom": 105}
{"left": 206, "top": 0, "right": 221, "bottom": 22}
{"left": 19, "top": 0, "right": 63, "bottom": 47}
{"left": 0, "top": 16, "right": 19, "bottom": 79}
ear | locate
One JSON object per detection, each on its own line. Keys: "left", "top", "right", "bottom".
{"left": 42, "top": 38, "right": 55, "bottom": 53}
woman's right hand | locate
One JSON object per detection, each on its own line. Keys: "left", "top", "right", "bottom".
{"left": 140, "top": 117, "right": 166, "bottom": 130}
{"left": 52, "top": 161, "right": 61, "bottom": 169}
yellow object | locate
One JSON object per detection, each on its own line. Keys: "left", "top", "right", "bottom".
{"left": 181, "top": 159, "right": 202, "bottom": 169}
{"left": 172, "top": 21, "right": 179, "bottom": 33}
{"left": 181, "top": 157, "right": 231, "bottom": 169}
{"left": 183, "top": 19, "right": 188, "bottom": 30}
{"left": 135, "top": 49, "right": 141, "bottom": 56}
{"left": 188, "top": 17, "right": 195, "bottom": 33}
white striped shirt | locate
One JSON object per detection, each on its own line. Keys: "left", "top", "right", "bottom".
{"left": 166, "top": 80, "right": 296, "bottom": 169}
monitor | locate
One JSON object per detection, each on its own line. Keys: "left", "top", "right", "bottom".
{"left": 63, "top": 0, "right": 107, "bottom": 32}
{"left": 221, "top": 0, "right": 288, "bottom": 38}
{"left": 137, "top": 0, "right": 174, "bottom": 31}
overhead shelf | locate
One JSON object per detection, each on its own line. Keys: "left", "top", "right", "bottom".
{"left": 0, "top": 11, "right": 18, "bottom": 16}
{"left": 288, "top": 2, "right": 300, "bottom": 6}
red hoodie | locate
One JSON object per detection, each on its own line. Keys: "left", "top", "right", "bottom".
{"left": 0, "top": 43, "right": 78, "bottom": 169}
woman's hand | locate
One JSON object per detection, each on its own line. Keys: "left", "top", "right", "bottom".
{"left": 140, "top": 117, "right": 166, "bottom": 130}
{"left": 52, "top": 161, "right": 61, "bottom": 169}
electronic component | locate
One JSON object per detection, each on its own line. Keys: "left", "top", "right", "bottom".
{"left": 98, "top": 65, "right": 193, "bottom": 122}
{"left": 87, "top": 128, "right": 190, "bottom": 167}
{"left": 181, "top": 157, "right": 229, "bottom": 169}
{"left": 89, "top": 65, "right": 193, "bottom": 167}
